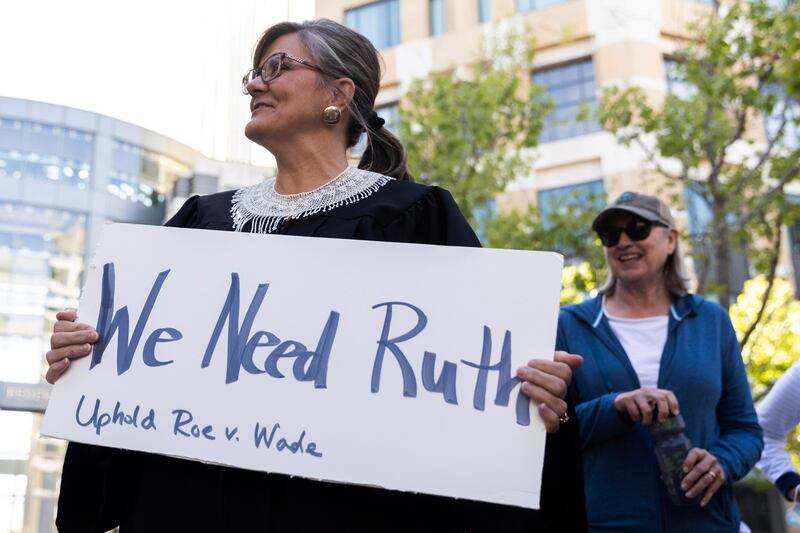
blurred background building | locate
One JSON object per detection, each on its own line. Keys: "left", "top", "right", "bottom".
{"left": 0, "top": 0, "right": 796, "bottom": 531}
{"left": 0, "top": 96, "right": 271, "bottom": 533}
{"left": 319, "top": 0, "right": 798, "bottom": 295}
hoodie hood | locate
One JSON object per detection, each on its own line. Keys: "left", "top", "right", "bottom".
{"left": 562, "top": 293, "right": 703, "bottom": 329}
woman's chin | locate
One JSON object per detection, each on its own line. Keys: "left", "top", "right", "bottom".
{"left": 614, "top": 267, "right": 648, "bottom": 284}
{"left": 618, "top": 270, "right": 662, "bottom": 289}
{"left": 244, "top": 123, "right": 273, "bottom": 145}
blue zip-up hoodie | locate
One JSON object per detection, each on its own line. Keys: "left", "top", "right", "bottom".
{"left": 557, "top": 294, "right": 762, "bottom": 532}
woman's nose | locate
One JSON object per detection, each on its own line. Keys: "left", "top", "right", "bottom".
{"left": 246, "top": 76, "right": 267, "bottom": 96}
{"left": 616, "top": 231, "right": 633, "bottom": 247}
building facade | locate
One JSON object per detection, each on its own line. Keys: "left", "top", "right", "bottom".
{"left": 318, "top": 0, "right": 713, "bottom": 197}
{"left": 0, "top": 96, "right": 271, "bottom": 533}
{"left": 0, "top": 95, "right": 202, "bottom": 533}
{"left": 316, "top": 0, "right": 797, "bottom": 291}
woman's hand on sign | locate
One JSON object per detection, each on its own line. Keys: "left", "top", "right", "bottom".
{"left": 613, "top": 387, "right": 680, "bottom": 425}
{"left": 517, "top": 351, "right": 583, "bottom": 433}
{"left": 681, "top": 448, "right": 726, "bottom": 506}
{"left": 45, "top": 309, "right": 99, "bottom": 384}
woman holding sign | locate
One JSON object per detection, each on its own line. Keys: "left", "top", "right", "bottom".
{"left": 47, "top": 18, "right": 586, "bottom": 532}
{"left": 559, "top": 192, "right": 762, "bottom": 532}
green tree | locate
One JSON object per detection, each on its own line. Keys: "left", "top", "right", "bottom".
{"left": 482, "top": 192, "right": 606, "bottom": 300}
{"left": 400, "top": 26, "right": 607, "bottom": 302}
{"left": 730, "top": 275, "right": 800, "bottom": 467}
{"left": 598, "top": 0, "right": 800, "bottom": 312}
{"left": 559, "top": 262, "right": 600, "bottom": 307}
{"left": 730, "top": 276, "right": 800, "bottom": 400}
{"left": 399, "top": 28, "right": 551, "bottom": 226}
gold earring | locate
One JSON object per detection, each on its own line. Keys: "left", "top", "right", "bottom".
{"left": 322, "top": 106, "right": 341, "bottom": 125}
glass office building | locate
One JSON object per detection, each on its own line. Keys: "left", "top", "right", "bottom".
{"left": 0, "top": 96, "right": 202, "bottom": 533}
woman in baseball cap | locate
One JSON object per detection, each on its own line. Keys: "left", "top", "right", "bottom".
{"left": 558, "top": 191, "right": 762, "bottom": 532}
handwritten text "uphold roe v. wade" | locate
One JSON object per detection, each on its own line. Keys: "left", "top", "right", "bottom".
{"left": 86, "top": 262, "right": 534, "bottom": 427}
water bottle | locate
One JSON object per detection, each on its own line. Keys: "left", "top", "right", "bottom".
{"left": 649, "top": 408, "right": 700, "bottom": 506}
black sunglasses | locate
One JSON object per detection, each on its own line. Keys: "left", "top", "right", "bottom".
{"left": 597, "top": 219, "right": 667, "bottom": 247}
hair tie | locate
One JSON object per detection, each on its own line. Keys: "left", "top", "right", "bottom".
{"left": 367, "top": 111, "right": 385, "bottom": 130}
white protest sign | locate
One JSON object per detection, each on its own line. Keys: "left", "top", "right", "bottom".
{"left": 42, "top": 223, "right": 563, "bottom": 509}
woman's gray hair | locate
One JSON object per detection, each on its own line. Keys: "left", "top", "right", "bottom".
{"left": 598, "top": 227, "right": 691, "bottom": 298}
{"left": 252, "top": 19, "right": 412, "bottom": 181}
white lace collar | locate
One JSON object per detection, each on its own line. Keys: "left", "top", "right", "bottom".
{"left": 230, "top": 166, "right": 392, "bottom": 233}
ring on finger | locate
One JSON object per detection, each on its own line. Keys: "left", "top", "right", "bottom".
{"left": 705, "top": 470, "right": 717, "bottom": 480}
{"left": 558, "top": 412, "right": 570, "bottom": 424}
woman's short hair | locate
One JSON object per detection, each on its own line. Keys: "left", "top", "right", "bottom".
{"left": 252, "top": 19, "right": 411, "bottom": 181}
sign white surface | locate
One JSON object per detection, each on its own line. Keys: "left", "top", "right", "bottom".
{"left": 42, "top": 223, "right": 563, "bottom": 509}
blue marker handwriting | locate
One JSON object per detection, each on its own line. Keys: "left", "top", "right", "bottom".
{"left": 75, "top": 394, "right": 157, "bottom": 435}
{"left": 88, "top": 262, "right": 532, "bottom": 425}
{"left": 73, "top": 397, "right": 323, "bottom": 457}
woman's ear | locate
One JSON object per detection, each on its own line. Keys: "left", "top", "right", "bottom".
{"left": 329, "top": 77, "right": 356, "bottom": 109}
{"left": 667, "top": 227, "right": 678, "bottom": 254}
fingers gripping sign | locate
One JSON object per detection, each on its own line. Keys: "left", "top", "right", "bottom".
{"left": 516, "top": 351, "right": 583, "bottom": 433}
{"left": 45, "top": 309, "right": 99, "bottom": 384}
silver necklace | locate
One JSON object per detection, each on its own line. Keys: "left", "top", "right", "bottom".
{"left": 230, "top": 166, "right": 392, "bottom": 233}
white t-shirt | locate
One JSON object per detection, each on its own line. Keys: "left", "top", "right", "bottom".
{"left": 604, "top": 304, "right": 669, "bottom": 389}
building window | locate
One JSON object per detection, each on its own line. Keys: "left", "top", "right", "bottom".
{"left": 377, "top": 104, "right": 400, "bottom": 135}
{"left": 533, "top": 59, "right": 600, "bottom": 143}
{"left": 0, "top": 202, "right": 86, "bottom": 359}
{"left": 473, "top": 198, "right": 497, "bottom": 242}
{"left": 517, "top": 0, "right": 571, "bottom": 12}
{"left": 664, "top": 59, "right": 696, "bottom": 100}
{"left": 763, "top": 84, "right": 799, "bottom": 151}
{"left": 0, "top": 118, "right": 93, "bottom": 186}
{"left": 788, "top": 195, "right": 800, "bottom": 295}
{"left": 0, "top": 474, "right": 27, "bottom": 533}
{"left": 108, "top": 140, "right": 188, "bottom": 209}
{"left": 538, "top": 180, "right": 604, "bottom": 261}
{"left": 683, "top": 184, "right": 749, "bottom": 296}
{"left": 538, "top": 180, "right": 604, "bottom": 229}
{"left": 430, "top": 0, "right": 446, "bottom": 35}
{"left": 344, "top": 0, "right": 401, "bottom": 49}
{"left": 478, "top": 0, "right": 492, "bottom": 22}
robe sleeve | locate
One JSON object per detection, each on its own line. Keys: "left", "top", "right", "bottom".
{"left": 164, "top": 195, "right": 201, "bottom": 228}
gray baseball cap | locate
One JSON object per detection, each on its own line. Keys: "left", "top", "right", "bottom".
{"left": 591, "top": 191, "right": 675, "bottom": 231}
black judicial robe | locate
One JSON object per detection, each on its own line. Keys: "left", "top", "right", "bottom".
{"left": 55, "top": 179, "right": 586, "bottom": 533}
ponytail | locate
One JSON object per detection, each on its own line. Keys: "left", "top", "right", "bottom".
{"left": 358, "top": 125, "right": 412, "bottom": 182}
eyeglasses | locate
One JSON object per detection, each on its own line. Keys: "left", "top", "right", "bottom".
{"left": 241, "top": 52, "right": 327, "bottom": 95}
{"left": 597, "top": 219, "right": 668, "bottom": 247}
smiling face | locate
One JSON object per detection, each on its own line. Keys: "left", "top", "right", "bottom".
{"left": 244, "top": 32, "right": 334, "bottom": 148}
{"left": 602, "top": 212, "right": 677, "bottom": 290}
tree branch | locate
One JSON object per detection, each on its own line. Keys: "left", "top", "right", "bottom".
{"left": 740, "top": 225, "right": 782, "bottom": 349}
{"left": 739, "top": 159, "right": 800, "bottom": 226}
{"left": 715, "top": 107, "right": 747, "bottom": 174}
{"left": 753, "top": 387, "right": 771, "bottom": 403}
{"left": 749, "top": 300, "right": 793, "bottom": 402}
{"left": 632, "top": 136, "right": 686, "bottom": 181}
{"left": 694, "top": 236, "right": 712, "bottom": 293}
{"left": 735, "top": 98, "right": 790, "bottom": 191}
{"left": 702, "top": 78, "right": 719, "bottom": 172}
